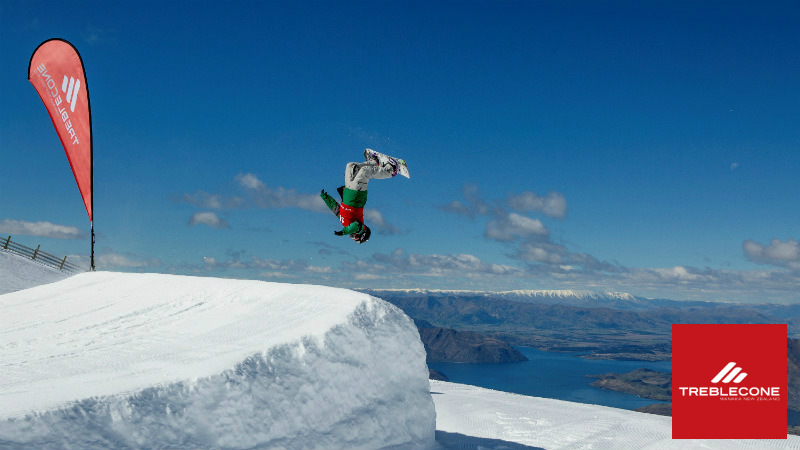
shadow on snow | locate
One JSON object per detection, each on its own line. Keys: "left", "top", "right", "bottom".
{"left": 435, "top": 431, "right": 545, "bottom": 450}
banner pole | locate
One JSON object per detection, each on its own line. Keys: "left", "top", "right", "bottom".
{"left": 91, "top": 221, "right": 95, "bottom": 271}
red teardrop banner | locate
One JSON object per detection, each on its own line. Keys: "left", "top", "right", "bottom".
{"left": 28, "top": 38, "right": 95, "bottom": 270}
{"left": 28, "top": 38, "right": 93, "bottom": 222}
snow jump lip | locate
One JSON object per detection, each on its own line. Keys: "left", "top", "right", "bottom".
{"left": 0, "top": 272, "right": 436, "bottom": 450}
{"left": 1, "top": 272, "right": 360, "bottom": 415}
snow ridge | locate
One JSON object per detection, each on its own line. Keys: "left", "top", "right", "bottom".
{"left": 503, "top": 289, "right": 637, "bottom": 301}
{"left": 0, "top": 272, "right": 436, "bottom": 450}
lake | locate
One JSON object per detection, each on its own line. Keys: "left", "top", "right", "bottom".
{"left": 428, "top": 347, "right": 672, "bottom": 411}
{"left": 431, "top": 347, "right": 800, "bottom": 426}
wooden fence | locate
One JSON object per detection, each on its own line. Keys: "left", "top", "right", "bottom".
{"left": 1, "top": 236, "right": 83, "bottom": 273}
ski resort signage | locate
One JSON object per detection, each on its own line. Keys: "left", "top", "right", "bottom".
{"left": 28, "top": 38, "right": 95, "bottom": 269}
{"left": 672, "top": 324, "right": 787, "bottom": 439}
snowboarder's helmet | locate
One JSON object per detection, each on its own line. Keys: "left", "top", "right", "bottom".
{"left": 352, "top": 225, "right": 371, "bottom": 244}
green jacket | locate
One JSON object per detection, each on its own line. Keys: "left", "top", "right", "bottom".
{"left": 321, "top": 187, "right": 368, "bottom": 235}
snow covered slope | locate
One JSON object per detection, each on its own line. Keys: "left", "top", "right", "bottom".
{"left": 432, "top": 381, "right": 800, "bottom": 450}
{"left": 0, "top": 272, "right": 436, "bottom": 450}
{"left": 0, "top": 249, "right": 73, "bottom": 295}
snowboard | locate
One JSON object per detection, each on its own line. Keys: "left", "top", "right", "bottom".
{"left": 364, "top": 148, "right": 410, "bottom": 179}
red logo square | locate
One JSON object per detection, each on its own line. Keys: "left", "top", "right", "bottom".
{"left": 673, "top": 324, "right": 787, "bottom": 439}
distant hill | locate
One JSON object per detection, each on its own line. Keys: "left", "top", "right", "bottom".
{"left": 418, "top": 327, "right": 528, "bottom": 363}
{"left": 588, "top": 368, "right": 672, "bottom": 401}
{"left": 364, "top": 289, "right": 797, "bottom": 358}
{"left": 368, "top": 290, "right": 778, "bottom": 333}
{"left": 413, "top": 319, "right": 527, "bottom": 364}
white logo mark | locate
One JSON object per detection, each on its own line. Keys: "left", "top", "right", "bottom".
{"left": 61, "top": 75, "right": 81, "bottom": 112}
{"left": 711, "top": 362, "right": 748, "bottom": 384}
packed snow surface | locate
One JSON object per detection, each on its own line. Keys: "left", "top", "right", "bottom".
{"left": 0, "top": 249, "right": 72, "bottom": 295}
{"left": 432, "top": 381, "right": 800, "bottom": 450}
{"left": 0, "top": 272, "right": 435, "bottom": 449}
{"left": 431, "top": 380, "right": 800, "bottom": 450}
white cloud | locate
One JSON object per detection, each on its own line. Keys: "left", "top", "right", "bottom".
{"left": 485, "top": 213, "right": 549, "bottom": 242}
{"left": 441, "top": 185, "right": 616, "bottom": 275}
{"left": 232, "top": 173, "right": 402, "bottom": 231}
{"left": 178, "top": 191, "right": 223, "bottom": 209}
{"left": 442, "top": 185, "right": 567, "bottom": 220}
{"left": 369, "top": 248, "right": 521, "bottom": 278}
{"left": 730, "top": 162, "right": 740, "bottom": 171}
{"left": 648, "top": 266, "right": 714, "bottom": 283}
{"left": 181, "top": 174, "right": 399, "bottom": 234}
{"left": 0, "top": 219, "right": 85, "bottom": 239}
{"left": 364, "top": 210, "right": 402, "bottom": 235}
{"left": 95, "top": 251, "right": 160, "bottom": 270}
{"left": 354, "top": 273, "right": 383, "bottom": 281}
{"left": 439, "top": 183, "right": 492, "bottom": 218}
{"left": 189, "top": 242, "right": 799, "bottom": 302}
{"left": 259, "top": 272, "right": 293, "bottom": 279}
{"left": 506, "top": 191, "right": 567, "bottom": 219}
{"left": 515, "top": 241, "right": 564, "bottom": 264}
{"left": 235, "top": 173, "right": 266, "bottom": 190}
{"left": 513, "top": 241, "right": 621, "bottom": 275}
{"left": 235, "top": 173, "right": 329, "bottom": 213}
{"left": 188, "top": 212, "right": 229, "bottom": 229}
{"left": 743, "top": 238, "right": 800, "bottom": 269}
{"left": 98, "top": 253, "right": 148, "bottom": 269}
{"left": 435, "top": 184, "right": 800, "bottom": 300}
{"left": 202, "top": 254, "right": 333, "bottom": 279}
{"left": 440, "top": 200, "right": 472, "bottom": 217}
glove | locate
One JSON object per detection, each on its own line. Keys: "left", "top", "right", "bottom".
{"left": 334, "top": 230, "right": 344, "bottom": 236}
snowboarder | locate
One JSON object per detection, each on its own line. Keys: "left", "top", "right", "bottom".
{"left": 320, "top": 149, "right": 406, "bottom": 244}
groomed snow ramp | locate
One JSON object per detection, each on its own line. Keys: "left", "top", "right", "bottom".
{"left": 0, "top": 272, "right": 436, "bottom": 450}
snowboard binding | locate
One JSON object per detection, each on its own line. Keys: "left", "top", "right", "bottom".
{"left": 365, "top": 149, "right": 399, "bottom": 177}
{"left": 363, "top": 148, "right": 411, "bottom": 179}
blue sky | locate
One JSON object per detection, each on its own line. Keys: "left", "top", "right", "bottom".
{"left": 1, "top": 0, "right": 798, "bottom": 302}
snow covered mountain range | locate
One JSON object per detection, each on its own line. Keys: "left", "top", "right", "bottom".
{"left": 361, "top": 287, "right": 651, "bottom": 310}
{"left": 364, "top": 288, "right": 637, "bottom": 300}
